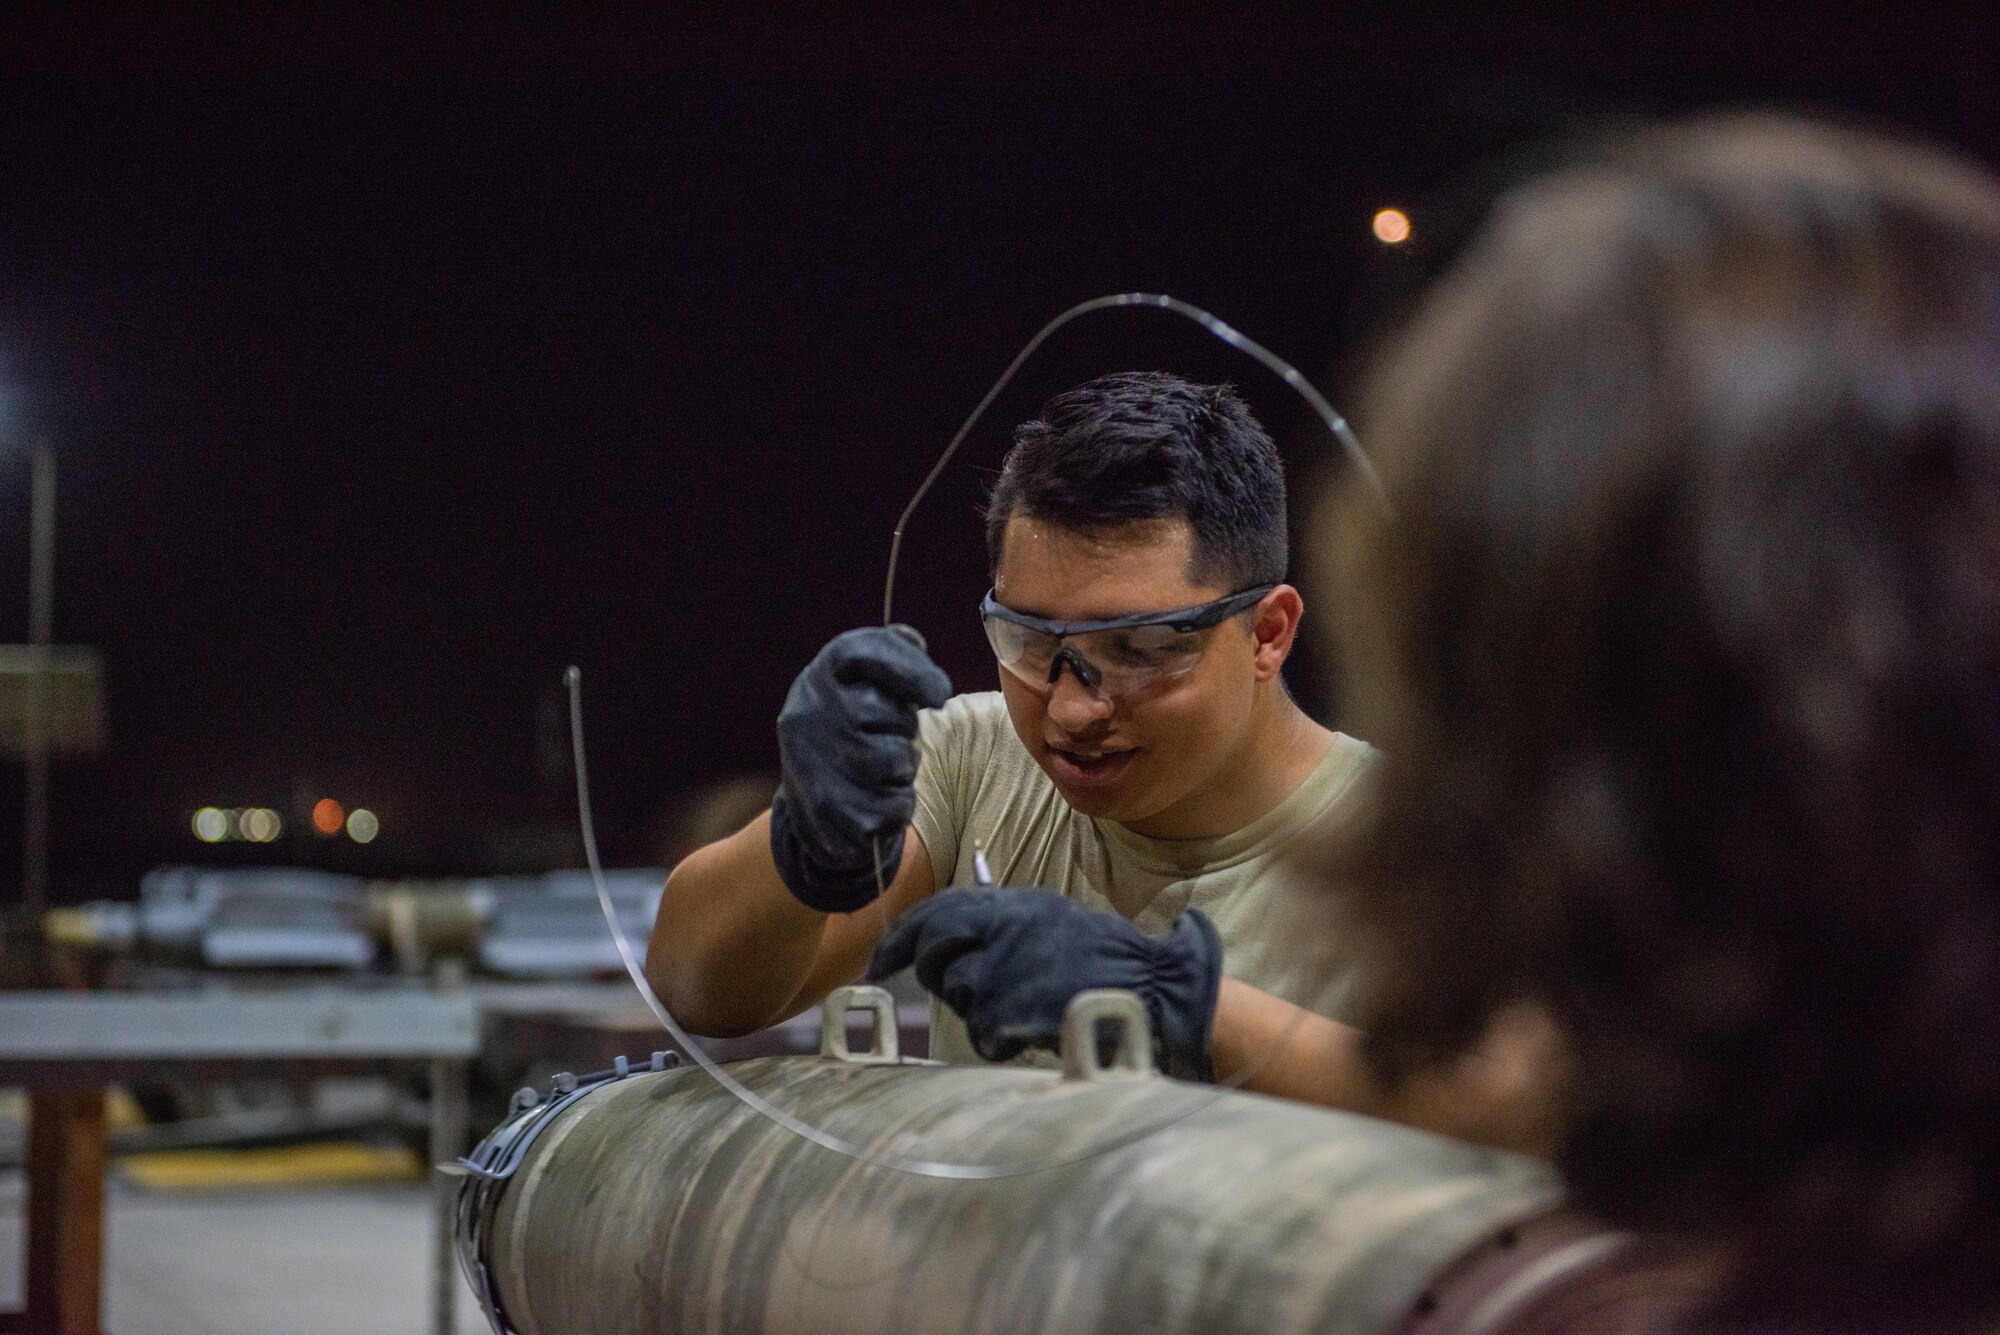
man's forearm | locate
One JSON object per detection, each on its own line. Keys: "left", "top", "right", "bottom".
{"left": 1209, "top": 978, "right": 1391, "bottom": 1113}
{"left": 1209, "top": 979, "right": 1566, "bottom": 1159}
{"left": 647, "top": 812, "right": 833, "bottom": 1036}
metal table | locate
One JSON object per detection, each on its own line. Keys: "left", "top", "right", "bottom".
{"left": 0, "top": 990, "right": 478, "bottom": 1335}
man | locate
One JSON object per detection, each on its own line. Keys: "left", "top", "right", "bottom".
{"left": 649, "top": 371, "right": 1377, "bottom": 1089}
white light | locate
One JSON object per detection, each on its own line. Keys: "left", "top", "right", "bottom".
{"left": 346, "top": 808, "right": 379, "bottom": 844}
{"left": 192, "top": 807, "right": 230, "bottom": 842}
{"left": 240, "top": 808, "right": 282, "bottom": 843}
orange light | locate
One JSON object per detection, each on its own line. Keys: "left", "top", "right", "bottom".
{"left": 312, "top": 798, "right": 346, "bottom": 835}
{"left": 1372, "top": 208, "right": 1412, "bottom": 245}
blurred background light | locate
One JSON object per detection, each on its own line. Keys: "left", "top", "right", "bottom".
{"left": 1372, "top": 207, "right": 1412, "bottom": 244}
{"left": 192, "top": 807, "right": 230, "bottom": 842}
{"left": 346, "top": 808, "right": 379, "bottom": 844}
{"left": 240, "top": 808, "right": 282, "bottom": 843}
{"left": 312, "top": 797, "right": 346, "bottom": 835}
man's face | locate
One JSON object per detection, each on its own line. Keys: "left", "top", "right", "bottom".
{"left": 991, "top": 514, "right": 1267, "bottom": 836}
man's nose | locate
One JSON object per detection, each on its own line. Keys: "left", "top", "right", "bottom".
{"left": 1046, "top": 661, "right": 1114, "bottom": 730}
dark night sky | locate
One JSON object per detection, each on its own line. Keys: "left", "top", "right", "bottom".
{"left": 0, "top": 8, "right": 1991, "bottom": 896}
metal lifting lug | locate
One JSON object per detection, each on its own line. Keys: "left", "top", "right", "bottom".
{"left": 820, "top": 984, "right": 902, "bottom": 1064}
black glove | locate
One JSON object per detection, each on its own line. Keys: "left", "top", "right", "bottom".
{"left": 769, "top": 626, "right": 952, "bottom": 913}
{"left": 868, "top": 887, "right": 1223, "bottom": 1081}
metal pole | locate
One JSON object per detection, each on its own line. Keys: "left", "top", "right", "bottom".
{"left": 24, "top": 439, "right": 55, "bottom": 917}
{"left": 429, "top": 1055, "right": 470, "bottom": 1335}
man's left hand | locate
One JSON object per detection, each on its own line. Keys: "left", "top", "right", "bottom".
{"left": 867, "top": 887, "right": 1223, "bottom": 1080}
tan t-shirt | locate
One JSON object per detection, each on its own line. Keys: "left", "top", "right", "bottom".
{"left": 910, "top": 691, "right": 1375, "bottom": 1066}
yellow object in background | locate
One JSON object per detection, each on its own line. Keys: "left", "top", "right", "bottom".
{"left": 120, "top": 1141, "right": 423, "bottom": 1190}
{"left": 42, "top": 907, "right": 97, "bottom": 946}
{"left": 105, "top": 1086, "right": 147, "bottom": 1133}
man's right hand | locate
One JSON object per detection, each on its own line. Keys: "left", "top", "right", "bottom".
{"left": 769, "top": 626, "right": 952, "bottom": 913}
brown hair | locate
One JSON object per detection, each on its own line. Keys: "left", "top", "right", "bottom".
{"left": 986, "top": 371, "right": 1288, "bottom": 589}
{"left": 1316, "top": 115, "right": 2000, "bottom": 1326}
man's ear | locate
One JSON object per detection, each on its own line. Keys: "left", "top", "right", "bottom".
{"left": 1251, "top": 585, "right": 1304, "bottom": 682}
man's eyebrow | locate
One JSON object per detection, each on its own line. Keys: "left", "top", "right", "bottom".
{"left": 997, "top": 600, "right": 1099, "bottom": 623}
{"left": 995, "top": 598, "right": 1066, "bottom": 621}
{"left": 999, "top": 599, "right": 1195, "bottom": 624}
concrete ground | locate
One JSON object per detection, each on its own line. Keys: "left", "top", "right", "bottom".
{"left": 0, "top": 1170, "right": 490, "bottom": 1335}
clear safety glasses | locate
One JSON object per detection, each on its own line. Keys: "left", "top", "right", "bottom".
{"left": 979, "top": 584, "right": 1276, "bottom": 697}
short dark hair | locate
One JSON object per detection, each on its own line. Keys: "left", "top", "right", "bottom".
{"left": 1315, "top": 116, "right": 2000, "bottom": 1326}
{"left": 985, "top": 372, "right": 1287, "bottom": 590}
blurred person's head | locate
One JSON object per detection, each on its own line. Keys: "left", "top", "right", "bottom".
{"left": 983, "top": 372, "right": 1308, "bottom": 836}
{"left": 1315, "top": 115, "right": 2000, "bottom": 1326}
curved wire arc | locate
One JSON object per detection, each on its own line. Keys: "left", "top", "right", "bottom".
{"left": 883, "top": 291, "right": 1388, "bottom": 628}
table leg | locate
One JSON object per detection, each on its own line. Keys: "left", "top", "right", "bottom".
{"left": 22, "top": 1088, "right": 106, "bottom": 1335}
{"left": 429, "top": 1058, "right": 469, "bottom": 1335}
